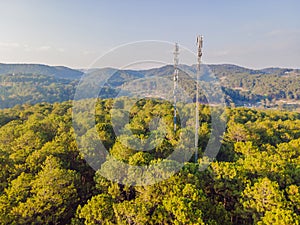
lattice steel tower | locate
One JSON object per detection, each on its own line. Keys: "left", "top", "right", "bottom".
{"left": 195, "top": 35, "right": 203, "bottom": 163}
{"left": 173, "top": 43, "right": 179, "bottom": 132}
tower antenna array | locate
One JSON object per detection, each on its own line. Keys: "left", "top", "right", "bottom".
{"left": 195, "top": 35, "right": 203, "bottom": 163}
{"left": 173, "top": 43, "right": 179, "bottom": 132}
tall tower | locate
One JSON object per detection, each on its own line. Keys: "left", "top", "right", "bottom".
{"left": 173, "top": 43, "right": 179, "bottom": 132}
{"left": 195, "top": 35, "right": 203, "bottom": 163}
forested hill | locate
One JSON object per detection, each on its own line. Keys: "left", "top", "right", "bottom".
{"left": 0, "top": 63, "right": 299, "bottom": 109}
{"left": 209, "top": 64, "right": 300, "bottom": 109}
{"left": 0, "top": 63, "right": 83, "bottom": 80}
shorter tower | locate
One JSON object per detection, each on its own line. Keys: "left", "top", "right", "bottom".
{"left": 173, "top": 43, "right": 179, "bottom": 132}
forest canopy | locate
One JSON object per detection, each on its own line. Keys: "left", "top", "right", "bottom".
{"left": 0, "top": 99, "right": 299, "bottom": 224}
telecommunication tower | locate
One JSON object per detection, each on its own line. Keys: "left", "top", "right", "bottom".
{"left": 195, "top": 35, "right": 203, "bottom": 163}
{"left": 173, "top": 43, "right": 179, "bottom": 132}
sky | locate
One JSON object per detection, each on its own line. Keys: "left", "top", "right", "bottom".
{"left": 0, "top": 0, "right": 299, "bottom": 69}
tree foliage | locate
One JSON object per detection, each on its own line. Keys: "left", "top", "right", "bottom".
{"left": 0, "top": 99, "right": 299, "bottom": 224}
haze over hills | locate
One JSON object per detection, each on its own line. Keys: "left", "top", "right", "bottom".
{"left": 0, "top": 63, "right": 299, "bottom": 110}
{"left": 0, "top": 63, "right": 83, "bottom": 80}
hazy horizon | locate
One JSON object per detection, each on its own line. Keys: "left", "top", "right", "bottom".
{"left": 1, "top": 61, "right": 300, "bottom": 71}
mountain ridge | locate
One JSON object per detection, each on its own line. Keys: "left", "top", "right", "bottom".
{"left": 0, "top": 62, "right": 299, "bottom": 110}
{"left": 1, "top": 62, "right": 299, "bottom": 77}
{"left": 0, "top": 63, "right": 83, "bottom": 80}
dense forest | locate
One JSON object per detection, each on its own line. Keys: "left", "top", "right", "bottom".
{"left": 0, "top": 73, "right": 77, "bottom": 108}
{"left": 0, "top": 99, "right": 299, "bottom": 224}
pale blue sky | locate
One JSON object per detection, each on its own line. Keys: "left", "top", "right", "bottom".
{"left": 0, "top": 0, "right": 299, "bottom": 69}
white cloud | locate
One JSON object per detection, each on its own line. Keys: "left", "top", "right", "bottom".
{"left": 0, "top": 42, "right": 20, "bottom": 48}
{"left": 82, "top": 50, "right": 96, "bottom": 55}
{"left": 265, "top": 29, "right": 300, "bottom": 38}
{"left": 210, "top": 50, "right": 230, "bottom": 57}
{"left": 57, "top": 48, "right": 65, "bottom": 52}
{"left": 37, "top": 46, "right": 51, "bottom": 51}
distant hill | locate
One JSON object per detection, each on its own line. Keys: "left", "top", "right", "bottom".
{"left": 0, "top": 63, "right": 299, "bottom": 110}
{"left": 0, "top": 63, "right": 83, "bottom": 80}
{"left": 209, "top": 64, "right": 300, "bottom": 109}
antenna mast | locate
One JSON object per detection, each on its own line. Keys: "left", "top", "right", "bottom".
{"left": 173, "top": 43, "right": 179, "bottom": 132}
{"left": 195, "top": 35, "right": 203, "bottom": 163}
